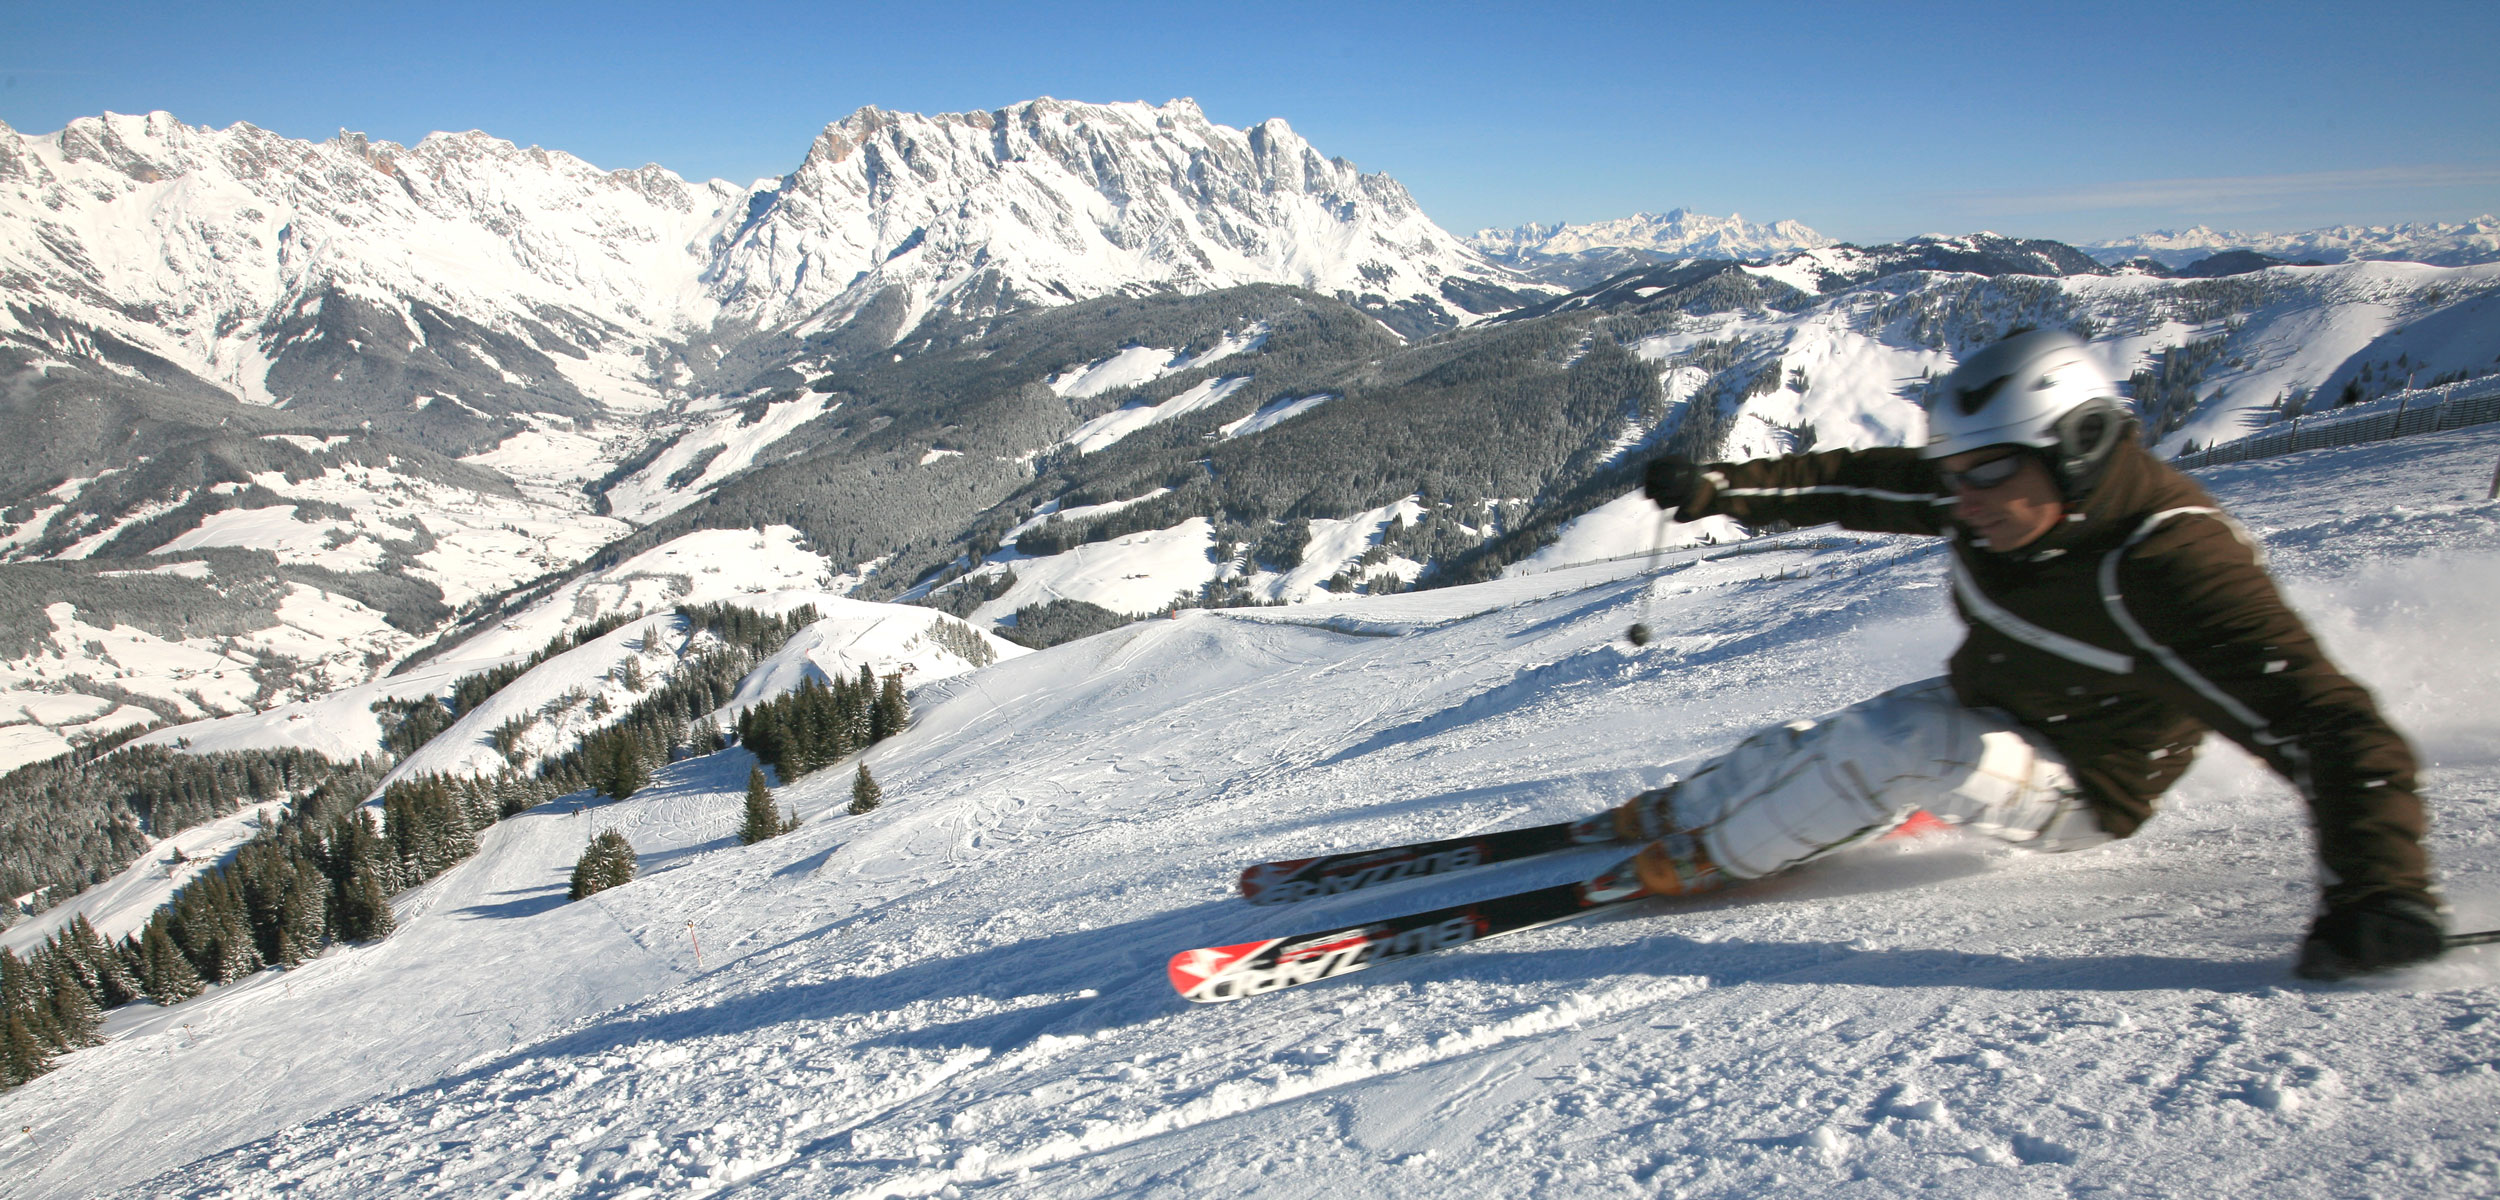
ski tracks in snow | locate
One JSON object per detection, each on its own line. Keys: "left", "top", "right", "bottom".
{"left": 22, "top": 427, "right": 2500, "bottom": 1199}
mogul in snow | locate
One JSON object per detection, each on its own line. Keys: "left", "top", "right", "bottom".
{"left": 1622, "top": 328, "right": 2442, "bottom": 981}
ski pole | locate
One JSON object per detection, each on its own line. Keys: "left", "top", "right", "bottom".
{"left": 1627, "top": 509, "right": 1672, "bottom": 647}
{"left": 2446, "top": 928, "right": 2500, "bottom": 949}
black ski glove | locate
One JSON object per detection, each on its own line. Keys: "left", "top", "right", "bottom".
{"left": 1643, "top": 455, "right": 1701, "bottom": 513}
{"left": 2295, "top": 892, "right": 2445, "bottom": 980}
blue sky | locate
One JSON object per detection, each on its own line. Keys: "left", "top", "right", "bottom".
{"left": 5, "top": 0, "right": 2494, "bottom": 245}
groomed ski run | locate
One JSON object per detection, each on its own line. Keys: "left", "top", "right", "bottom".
{"left": 6, "top": 427, "right": 2500, "bottom": 1198}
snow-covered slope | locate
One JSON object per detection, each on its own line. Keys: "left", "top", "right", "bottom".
{"left": 8, "top": 424, "right": 2496, "bottom": 1199}
{"left": 119, "top": 524, "right": 933, "bottom": 766}
{"left": 5, "top": 549, "right": 1022, "bottom": 961}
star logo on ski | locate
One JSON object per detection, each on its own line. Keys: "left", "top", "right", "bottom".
{"left": 1175, "top": 948, "right": 1228, "bottom": 982}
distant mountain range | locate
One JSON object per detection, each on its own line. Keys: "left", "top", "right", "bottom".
{"left": 2082, "top": 216, "right": 2500, "bottom": 269}
{"left": 1469, "top": 209, "right": 1835, "bottom": 287}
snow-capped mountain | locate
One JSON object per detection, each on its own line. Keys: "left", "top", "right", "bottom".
{"left": 2085, "top": 216, "right": 2500, "bottom": 269}
{"left": 0, "top": 98, "right": 1531, "bottom": 447}
{"left": 0, "top": 99, "right": 1545, "bottom": 765}
{"left": 1473, "top": 208, "right": 1833, "bottom": 287}
{"left": 1474, "top": 208, "right": 1832, "bottom": 261}
{"left": 715, "top": 99, "right": 1535, "bottom": 345}
{"left": 0, "top": 111, "right": 746, "bottom": 428}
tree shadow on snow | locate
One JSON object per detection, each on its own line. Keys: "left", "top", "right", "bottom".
{"left": 454, "top": 885, "right": 570, "bottom": 921}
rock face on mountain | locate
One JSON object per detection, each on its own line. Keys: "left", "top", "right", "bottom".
{"left": 715, "top": 100, "right": 1534, "bottom": 345}
{"left": 0, "top": 99, "right": 1532, "bottom": 450}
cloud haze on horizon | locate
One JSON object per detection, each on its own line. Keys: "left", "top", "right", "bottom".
{"left": 5, "top": 0, "right": 2495, "bottom": 246}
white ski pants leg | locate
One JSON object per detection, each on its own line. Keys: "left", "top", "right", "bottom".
{"left": 1662, "top": 677, "right": 2109, "bottom": 880}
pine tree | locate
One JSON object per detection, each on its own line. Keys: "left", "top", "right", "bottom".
{"left": 140, "top": 923, "right": 203, "bottom": 1006}
{"left": 341, "top": 865, "right": 396, "bottom": 941}
{"left": 69, "top": 916, "right": 139, "bottom": 1008}
{"left": 739, "top": 768, "right": 783, "bottom": 845}
{"left": 849, "top": 763, "right": 884, "bottom": 815}
{"left": 276, "top": 876, "right": 327, "bottom": 966}
{"left": 602, "top": 735, "right": 650, "bottom": 800}
{"left": 0, "top": 949, "right": 36, "bottom": 1022}
{"left": 872, "top": 674, "right": 909, "bottom": 742}
{"left": 569, "top": 830, "right": 637, "bottom": 900}
{"left": 3, "top": 1013, "right": 50, "bottom": 1088}
{"left": 42, "top": 958, "right": 102, "bottom": 1050}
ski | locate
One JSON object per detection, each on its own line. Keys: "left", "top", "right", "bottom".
{"left": 1172, "top": 854, "right": 1651, "bottom": 1003}
{"left": 1238, "top": 813, "right": 1621, "bottom": 906}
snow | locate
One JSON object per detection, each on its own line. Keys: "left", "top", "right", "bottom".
{"left": 601, "top": 391, "right": 841, "bottom": 525}
{"left": 0, "top": 112, "right": 746, "bottom": 411}
{"left": 1473, "top": 210, "right": 1833, "bottom": 262}
{"left": 118, "top": 525, "right": 865, "bottom": 770}
{"left": 0, "top": 437, "right": 646, "bottom": 757}
{"left": 458, "top": 418, "right": 626, "bottom": 510}
{"left": 970, "top": 517, "right": 1219, "bottom": 624}
{"left": 377, "top": 596, "right": 1016, "bottom": 790}
{"left": 960, "top": 494, "right": 1433, "bottom": 621}
{"left": 1062, "top": 374, "right": 1252, "bottom": 455}
{"left": 1249, "top": 496, "right": 1430, "bottom": 602}
{"left": 0, "top": 722, "right": 73, "bottom": 777}
{"left": 718, "top": 598, "right": 1026, "bottom": 719}
{"left": 1506, "top": 490, "right": 1750, "bottom": 575}
{"left": 6, "top": 427, "right": 2500, "bottom": 1197}
{"left": 1049, "top": 345, "right": 1190, "bottom": 399}
{"left": 1219, "top": 392, "right": 1335, "bottom": 439}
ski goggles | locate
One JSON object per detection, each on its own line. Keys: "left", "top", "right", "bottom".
{"left": 1936, "top": 451, "right": 2031, "bottom": 493}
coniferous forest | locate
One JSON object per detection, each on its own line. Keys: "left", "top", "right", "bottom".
{"left": 0, "top": 601, "right": 896, "bottom": 1092}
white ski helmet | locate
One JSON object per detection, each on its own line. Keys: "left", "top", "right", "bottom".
{"left": 1925, "top": 329, "right": 2137, "bottom": 498}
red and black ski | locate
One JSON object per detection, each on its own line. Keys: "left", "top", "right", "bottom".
{"left": 1173, "top": 854, "right": 1651, "bottom": 1003}
{"left": 1238, "top": 813, "right": 1621, "bottom": 906}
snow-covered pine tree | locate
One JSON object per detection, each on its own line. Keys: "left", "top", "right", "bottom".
{"left": 41, "top": 957, "right": 103, "bottom": 1050}
{"left": 0, "top": 949, "right": 38, "bottom": 1025}
{"left": 331, "top": 862, "right": 393, "bottom": 942}
{"left": 601, "top": 735, "right": 649, "bottom": 800}
{"left": 2, "top": 1012, "right": 50, "bottom": 1089}
{"left": 67, "top": 916, "right": 139, "bottom": 1008}
{"left": 851, "top": 665, "right": 879, "bottom": 747}
{"left": 740, "top": 767, "right": 783, "bottom": 844}
{"left": 277, "top": 875, "right": 326, "bottom": 966}
{"left": 139, "top": 923, "right": 203, "bottom": 1006}
{"left": 873, "top": 674, "right": 909, "bottom": 742}
{"left": 849, "top": 763, "right": 883, "bottom": 815}
{"left": 569, "top": 830, "right": 637, "bottom": 900}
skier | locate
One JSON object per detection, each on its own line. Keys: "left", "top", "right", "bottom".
{"left": 1620, "top": 328, "right": 2442, "bottom": 980}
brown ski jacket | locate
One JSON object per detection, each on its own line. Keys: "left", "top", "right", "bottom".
{"left": 1676, "top": 439, "right": 2432, "bottom": 908}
